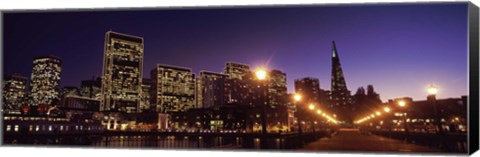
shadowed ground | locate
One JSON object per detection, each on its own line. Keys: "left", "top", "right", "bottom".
{"left": 299, "top": 129, "right": 439, "bottom": 153}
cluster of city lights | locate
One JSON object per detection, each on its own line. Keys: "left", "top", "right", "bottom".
{"left": 355, "top": 106, "right": 391, "bottom": 124}
{"left": 355, "top": 85, "right": 439, "bottom": 125}
{"left": 292, "top": 93, "right": 339, "bottom": 124}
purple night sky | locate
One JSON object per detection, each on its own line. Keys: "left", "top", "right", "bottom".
{"left": 3, "top": 3, "right": 468, "bottom": 101}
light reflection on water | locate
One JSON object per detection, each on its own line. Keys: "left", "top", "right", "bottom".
{"left": 4, "top": 135, "right": 304, "bottom": 150}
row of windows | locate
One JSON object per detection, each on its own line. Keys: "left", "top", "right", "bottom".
{"left": 4, "top": 124, "right": 102, "bottom": 132}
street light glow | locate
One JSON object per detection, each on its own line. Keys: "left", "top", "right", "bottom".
{"left": 316, "top": 109, "right": 322, "bottom": 114}
{"left": 384, "top": 107, "right": 391, "bottom": 113}
{"left": 308, "top": 104, "right": 315, "bottom": 110}
{"left": 254, "top": 68, "right": 267, "bottom": 80}
{"left": 398, "top": 100, "right": 406, "bottom": 107}
{"left": 376, "top": 111, "right": 381, "bottom": 116}
{"left": 427, "top": 85, "right": 438, "bottom": 95}
{"left": 293, "top": 93, "right": 302, "bottom": 102}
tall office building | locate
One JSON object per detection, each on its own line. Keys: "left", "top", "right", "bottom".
{"left": 140, "top": 78, "right": 152, "bottom": 112}
{"left": 197, "top": 71, "right": 228, "bottom": 108}
{"left": 223, "top": 62, "right": 253, "bottom": 105}
{"left": 101, "top": 31, "right": 144, "bottom": 113}
{"left": 3, "top": 75, "right": 28, "bottom": 111}
{"left": 268, "top": 70, "right": 288, "bottom": 107}
{"left": 330, "top": 41, "right": 352, "bottom": 122}
{"left": 224, "top": 62, "right": 250, "bottom": 80}
{"left": 150, "top": 64, "right": 196, "bottom": 113}
{"left": 30, "top": 55, "right": 62, "bottom": 105}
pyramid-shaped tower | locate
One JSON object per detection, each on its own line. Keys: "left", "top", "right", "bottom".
{"left": 330, "top": 41, "right": 352, "bottom": 123}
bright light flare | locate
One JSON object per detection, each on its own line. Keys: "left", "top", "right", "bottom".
{"left": 427, "top": 85, "right": 438, "bottom": 95}
{"left": 293, "top": 94, "right": 302, "bottom": 102}
{"left": 376, "top": 111, "right": 381, "bottom": 116}
{"left": 398, "top": 100, "right": 406, "bottom": 107}
{"left": 384, "top": 107, "right": 391, "bottom": 113}
{"left": 316, "top": 109, "right": 322, "bottom": 114}
{"left": 255, "top": 68, "right": 267, "bottom": 80}
{"left": 308, "top": 104, "right": 315, "bottom": 110}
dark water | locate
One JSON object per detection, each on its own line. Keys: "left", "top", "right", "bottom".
{"left": 3, "top": 135, "right": 308, "bottom": 150}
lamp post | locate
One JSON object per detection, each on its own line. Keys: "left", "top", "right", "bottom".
{"left": 293, "top": 93, "right": 302, "bottom": 134}
{"left": 308, "top": 103, "right": 315, "bottom": 133}
{"left": 427, "top": 85, "right": 443, "bottom": 135}
{"left": 397, "top": 100, "right": 409, "bottom": 138}
{"left": 255, "top": 68, "right": 268, "bottom": 135}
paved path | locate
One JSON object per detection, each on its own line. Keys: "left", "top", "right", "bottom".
{"left": 299, "top": 129, "right": 439, "bottom": 153}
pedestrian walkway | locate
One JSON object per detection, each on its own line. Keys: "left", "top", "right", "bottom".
{"left": 299, "top": 129, "right": 439, "bottom": 153}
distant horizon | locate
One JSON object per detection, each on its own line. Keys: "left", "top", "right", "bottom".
{"left": 3, "top": 3, "right": 469, "bottom": 101}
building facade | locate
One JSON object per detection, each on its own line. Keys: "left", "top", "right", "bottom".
{"left": 61, "top": 95, "right": 101, "bottom": 111}
{"left": 223, "top": 62, "right": 253, "bottom": 105}
{"left": 268, "top": 70, "right": 288, "bottom": 107}
{"left": 150, "top": 64, "right": 196, "bottom": 113}
{"left": 30, "top": 55, "right": 62, "bottom": 105}
{"left": 80, "top": 77, "right": 101, "bottom": 99}
{"left": 101, "top": 31, "right": 144, "bottom": 113}
{"left": 140, "top": 78, "right": 152, "bottom": 112}
{"left": 197, "top": 71, "right": 228, "bottom": 108}
{"left": 2, "top": 75, "right": 29, "bottom": 112}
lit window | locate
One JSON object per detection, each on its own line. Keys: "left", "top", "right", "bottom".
{"left": 6, "top": 125, "right": 11, "bottom": 132}
{"left": 14, "top": 125, "right": 19, "bottom": 132}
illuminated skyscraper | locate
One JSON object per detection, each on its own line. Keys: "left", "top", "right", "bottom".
{"left": 330, "top": 41, "right": 352, "bottom": 122}
{"left": 140, "top": 78, "right": 152, "bottom": 112}
{"left": 268, "top": 69, "right": 287, "bottom": 107}
{"left": 223, "top": 62, "right": 253, "bottom": 105}
{"left": 30, "top": 55, "right": 62, "bottom": 105}
{"left": 224, "top": 62, "right": 250, "bottom": 80}
{"left": 101, "top": 31, "right": 144, "bottom": 113}
{"left": 2, "top": 74, "right": 28, "bottom": 111}
{"left": 197, "top": 71, "right": 228, "bottom": 108}
{"left": 150, "top": 64, "right": 196, "bottom": 113}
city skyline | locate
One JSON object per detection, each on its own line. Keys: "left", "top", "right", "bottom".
{"left": 3, "top": 3, "right": 468, "bottom": 101}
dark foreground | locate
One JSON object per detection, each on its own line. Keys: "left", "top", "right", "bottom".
{"left": 300, "top": 129, "right": 439, "bottom": 153}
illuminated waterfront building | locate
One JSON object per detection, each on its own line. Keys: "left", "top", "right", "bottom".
{"left": 2, "top": 74, "right": 28, "bottom": 112}
{"left": 61, "top": 95, "right": 101, "bottom": 111}
{"left": 30, "top": 55, "right": 62, "bottom": 105}
{"left": 101, "top": 31, "right": 144, "bottom": 113}
{"left": 150, "top": 64, "right": 196, "bottom": 113}
{"left": 197, "top": 71, "right": 228, "bottom": 108}
{"left": 268, "top": 69, "right": 288, "bottom": 107}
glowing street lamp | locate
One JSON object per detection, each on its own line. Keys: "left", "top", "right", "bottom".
{"left": 427, "top": 85, "right": 438, "bottom": 96}
{"left": 316, "top": 109, "right": 322, "bottom": 114}
{"left": 255, "top": 68, "right": 267, "bottom": 80}
{"left": 308, "top": 104, "right": 315, "bottom": 110}
{"left": 293, "top": 94, "right": 302, "bottom": 102}
{"left": 376, "top": 111, "right": 381, "bottom": 116}
{"left": 398, "top": 100, "right": 406, "bottom": 107}
{"left": 384, "top": 107, "right": 391, "bottom": 113}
